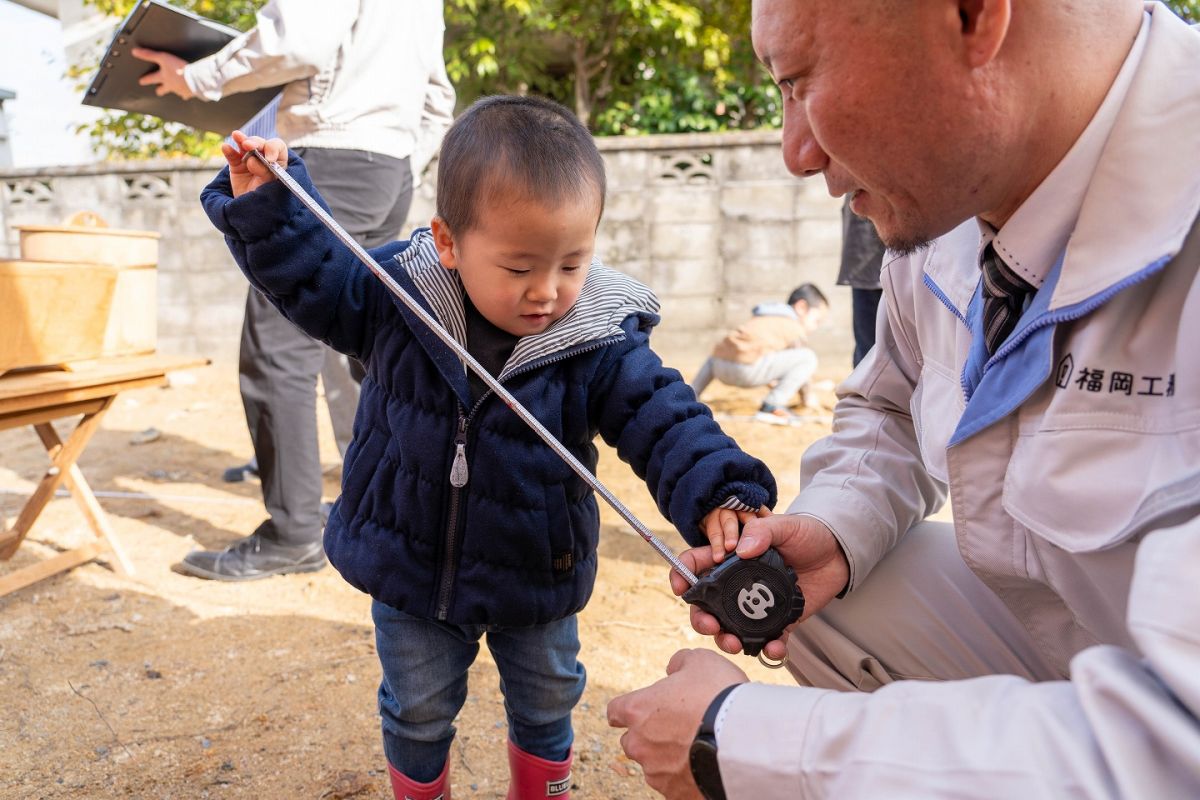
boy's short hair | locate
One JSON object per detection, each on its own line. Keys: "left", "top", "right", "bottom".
{"left": 436, "top": 95, "right": 607, "bottom": 234}
{"left": 787, "top": 283, "right": 829, "bottom": 309}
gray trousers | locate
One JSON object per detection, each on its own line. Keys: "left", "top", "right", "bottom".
{"left": 239, "top": 147, "right": 413, "bottom": 546}
{"left": 691, "top": 349, "right": 819, "bottom": 408}
{"left": 785, "top": 521, "right": 1063, "bottom": 690}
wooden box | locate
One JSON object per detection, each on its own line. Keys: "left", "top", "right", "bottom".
{"left": 2, "top": 218, "right": 160, "bottom": 374}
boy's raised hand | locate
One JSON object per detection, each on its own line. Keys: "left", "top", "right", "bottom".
{"left": 221, "top": 130, "right": 288, "bottom": 198}
{"left": 697, "top": 505, "right": 770, "bottom": 565}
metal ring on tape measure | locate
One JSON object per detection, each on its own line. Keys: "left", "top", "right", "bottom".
{"left": 757, "top": 651, "right": 787, "bottom": 669}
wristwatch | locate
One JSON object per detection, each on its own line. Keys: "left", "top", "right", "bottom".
{"left": 689, "top": 684, "right": 740, "bottom": 800}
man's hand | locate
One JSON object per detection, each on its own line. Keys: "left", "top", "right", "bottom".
{"left": 671, "top": 513, "right": 849, "bottom": 660}
{"left": 221, "top": 130, "right": 288, "bottom": 198}
{"left": 697, "top": 505, "right": 770, "bottom": 564}
{"left": 131, "top": 47, "right": 194, "bottom": 99}
{"left": 608, "top": 649, "right": 748, "bottom": 800}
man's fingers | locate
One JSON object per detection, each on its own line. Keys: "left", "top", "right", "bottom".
{"left": 130, "top": 46, "right": 162, "bottom": 62}
{"left": 665, "top": 648, "right": 702, "bottom": 676}
{"left": 762, "top": 638, "right": 788, "bottom": 661}
{"left": 715, "top": 631, "right": 745, "bottom": 655}
{"left": 735, "top": 515, "right": 778, "bottom": 558}
{"left": 681, "top": 545, "right": 718, "bottom": 575}
{"left": 670, "top": 568, "right": 692, "bottom": 596}
{"left": 688, "top": 604, "right": 721, "bottom": 635}
{"left": 606, "top": 690, "right": 638, "bottom": 729}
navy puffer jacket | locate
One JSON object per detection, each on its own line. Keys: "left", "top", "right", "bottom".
{"left": 202, "top": 157, "right": 777, "bottom": 626}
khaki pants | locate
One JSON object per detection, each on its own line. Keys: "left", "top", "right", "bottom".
{"left": 785, "top": 521, "right": 1064, "bottom": 691}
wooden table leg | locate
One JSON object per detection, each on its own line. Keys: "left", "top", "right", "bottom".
{"left": 32, "top": 416, "right": 135, "bottom": 576}
{"left": 0, "top": 396, "right": 123, "bottom": 574}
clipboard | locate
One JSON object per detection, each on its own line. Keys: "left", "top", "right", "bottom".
{"left": 81, "top": 0, "right": 283, "bottom": 135}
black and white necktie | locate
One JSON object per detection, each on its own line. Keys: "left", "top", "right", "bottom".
{"left": 980, "top": 243, "right": 1033, "bottom": 354}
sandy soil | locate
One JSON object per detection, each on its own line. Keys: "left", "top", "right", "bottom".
{"left": 0, "top": 357, "right": 840, "bottom": 799}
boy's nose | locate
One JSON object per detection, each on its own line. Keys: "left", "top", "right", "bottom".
{"left": 527, "top": 277, "right": 557, "bottom": 304}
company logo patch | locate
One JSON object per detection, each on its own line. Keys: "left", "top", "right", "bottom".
{"left": 548, "top": 774, "right": 572, "bottom": 796}
{"left": 737, "top": 582, "right": 775, "bottom": 620}
{"left": 1055, "top": 353, "right": 1175, "bottom": 397}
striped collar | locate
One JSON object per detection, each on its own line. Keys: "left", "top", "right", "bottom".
{"left": 392, "top": 228, "right": 661, "bottom": 377}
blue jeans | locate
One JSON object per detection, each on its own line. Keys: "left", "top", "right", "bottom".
{"left": 372, "top": 600, "right": 586, "bottom": 782}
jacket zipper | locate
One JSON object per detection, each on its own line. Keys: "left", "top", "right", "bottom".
{"left": 432, "top": 335, "right": 621, "bottom": 620}
{"left": 436, "top": 413, "right": 470, "bottom": 619}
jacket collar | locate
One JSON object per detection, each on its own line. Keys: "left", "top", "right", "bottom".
{"left": 1050, "top": 4, "right": 1200, "bottom": 309}
{"left": 921, "top": 5, "right": 1200, "bottom": 320}
{"left": 390, "top": 228, "right": 661, "bottom": 380}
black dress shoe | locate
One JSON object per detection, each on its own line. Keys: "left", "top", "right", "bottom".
{"left": 222, "top": 457, "right": 259, "bottom": 484}
{"left": 178, "top": 524, "right": 326, "bottom": 581}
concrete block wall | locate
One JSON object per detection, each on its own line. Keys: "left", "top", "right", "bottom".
{"left": 0, "top": 130, "right": 851, "bottom": 374}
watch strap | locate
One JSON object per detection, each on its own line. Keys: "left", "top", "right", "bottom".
{"left": 700, "top": 683, "right": 741, "bottom": 738}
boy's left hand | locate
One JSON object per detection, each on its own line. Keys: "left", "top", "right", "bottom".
{"left": 221, "top": 130, "right": 288, "bottom": 198}
{"left": 698, "top": 505, "right": 770, "bottom": 564}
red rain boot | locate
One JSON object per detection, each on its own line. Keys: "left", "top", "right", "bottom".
{"left": 387, "top": 759, "right": 450, "bottom": 800}
{"left": 506, "top": 740, "right": 573, "bottom": 799}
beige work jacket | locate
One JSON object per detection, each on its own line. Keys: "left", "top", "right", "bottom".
{"left": 719, "top": 6, "right": 1200, "bottom": 797}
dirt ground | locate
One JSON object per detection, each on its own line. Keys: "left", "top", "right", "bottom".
{"left": 0, "top": 356, "right": 842, "bottom": 800}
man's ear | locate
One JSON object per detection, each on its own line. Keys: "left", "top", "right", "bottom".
{"left": 430, "top": 216, "right": 458, "bottom": 270}
{"left": 958, "top": 0, "right": 1011, "bottom": 68}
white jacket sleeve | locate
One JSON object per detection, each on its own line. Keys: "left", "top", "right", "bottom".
{"left": 716, "top": 517, "right": 1200, "bottom": 799}
{"left": 408, "top": 35, "right": 456, "bottom": 184}
{"left": 184, "top": 0, "right": 357, "bottom": 101}
{"left": 789, "top": 264, "right": 947, "bottom": 589}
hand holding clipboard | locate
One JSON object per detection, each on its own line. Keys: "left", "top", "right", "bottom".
{"left": 82, "top": 0, "right": 281, "bottom": 135}
{"left": 129, "top": 47, "right": 195, "bottom": 100}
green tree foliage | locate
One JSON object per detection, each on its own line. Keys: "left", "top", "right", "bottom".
{"left": 443, "top": 0, "right": 779, "bottom": 134}
{"left": 1167, "top": 0, "right": 1199, "bottom": 20}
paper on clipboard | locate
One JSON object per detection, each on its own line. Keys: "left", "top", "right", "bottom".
{"left": 81, "top": 0, "right": 283, "bottom": 135}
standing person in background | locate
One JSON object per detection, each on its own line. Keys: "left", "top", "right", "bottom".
{"left": 837, "top": 196, "right": 887, "bottom": 367}
{"left": 133, "top": 0, "right": 456, "bottom": 580}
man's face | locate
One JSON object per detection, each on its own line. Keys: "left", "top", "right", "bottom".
{"left": 753, "top": 0, "right": 993, "bottom": 252}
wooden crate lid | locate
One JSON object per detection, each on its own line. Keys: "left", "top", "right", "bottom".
{"left": 13, "top": 210, "right": 160, "bottom": 239}
{"left": 13, "top": 224, "right": 161, "bottom": 239}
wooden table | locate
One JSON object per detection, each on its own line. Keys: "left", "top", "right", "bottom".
{"left": 0, "top": 354, "right": 207, "bottom": 597}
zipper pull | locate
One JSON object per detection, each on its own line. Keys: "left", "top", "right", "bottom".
{"left": 450, "top": 419, "right": 469, "bottom": 488}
